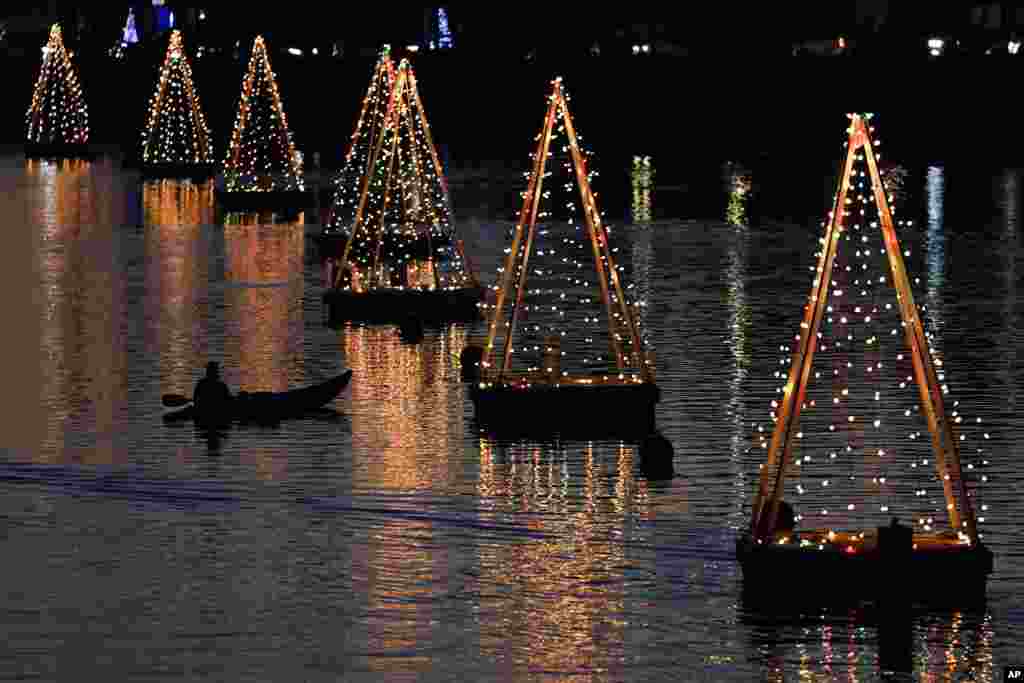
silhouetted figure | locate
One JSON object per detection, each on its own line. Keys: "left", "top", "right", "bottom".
{"left": 193, "top": 362, "right": 232, "bottom": 420}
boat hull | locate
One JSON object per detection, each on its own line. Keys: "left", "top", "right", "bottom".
{"left": 471, "top": 381, "right": 659, "bottom": 438}
{"left": 324, "top": 286, "right": 484, "bottom": 325}
{"left": 735, "top": 532, "right": 993, "bottom": 607}
{"left": 164, "top": 370, "right": 352, "bottom": 424}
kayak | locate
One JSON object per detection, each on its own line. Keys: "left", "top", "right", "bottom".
{"left": 164, "top": 370, "right": 352, "bottom": 424}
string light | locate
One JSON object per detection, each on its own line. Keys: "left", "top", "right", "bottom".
{"left": 140, "top": 30, "right": 214, "bottom": 165}
{"left": 479, "top": 78, "right": 652, "bottom": 389}
{"left": 223, "top": 36, "right": 303, "bottom": 193}
{"left": 325, "top": 52, "right": 475, "bottom": 293}
{"left": 25, "top": 24, "right": 89, "bottom": 146}
{"left": 749, "top": 113, "right": 988, "bottom": 550}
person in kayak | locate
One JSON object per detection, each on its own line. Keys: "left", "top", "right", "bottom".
{"left": 193, "top": 362, "right": 233, "bottom": 415}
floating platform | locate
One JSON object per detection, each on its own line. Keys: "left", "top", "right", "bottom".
{"left": 736, "top": 529, "right": 993, "bottom": 605}
{"left": 139, "top": 162, "right": 217, "bottom": 181}
{"left": 24, "top": 141, "right": 97, "bottom": 160}
{"left": 323, "top": 285, "right": 484, "bottom": 325}
{"left": 215, "top": 189, "right": 312, "bottom": 212}
{"left": 471, "top": 378, "right": 659, "bottom": 438}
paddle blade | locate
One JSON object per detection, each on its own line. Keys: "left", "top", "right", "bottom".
{"left": 162, "top": 393, "right": 191, "bottom": 408}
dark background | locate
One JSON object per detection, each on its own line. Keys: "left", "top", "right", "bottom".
{"left": 5, "top": 3, "right": 1024, "bottom": 191}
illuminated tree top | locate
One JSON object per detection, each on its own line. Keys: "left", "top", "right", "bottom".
{"left": 140, "top": 30, "right": 214, "bottom": 165}
{"left": 223, "top": 35, "right": 303, "bottom": 192}
{"left": 749, "top": 114, "right": 986, "bottom": 549}
{"left": 329, "top": 56, "right": 475, "bottom": 292}
{"left": 481, "top": 77, "right": 653, "bottom": 387}
{"left": 25, "top": 23, "right": 89, "bottom": 145}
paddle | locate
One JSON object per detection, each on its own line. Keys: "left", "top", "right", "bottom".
{"left": 162, "top": 393, "right": 192, "bottom": 408}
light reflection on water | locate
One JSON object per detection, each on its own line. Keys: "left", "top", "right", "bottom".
{"left": 143, "top": 180, "right": 213, "bottom": 400}
{"left": 0, "top": 157, "right": 1017, "bottom": 680}
{"left": 31, "top": 159, "right": 127, "bottom": 465}
{"left": 223, "top": 214, "right": 306, "bottom": 393}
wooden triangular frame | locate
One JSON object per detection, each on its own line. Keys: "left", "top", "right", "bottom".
{"left": 480, "top": 77, "right": 651, "bottom": 386}
{"left": 223, "top": 35, "right": 302, "bottom": 190}
{"left": 342, "top": 46, "right": 396, "bottom": 173}
{"left": 750, "top": 113, "right": 979, "bottom": 544}
{"left": 27, "top": 24, "right": 89, "bottom": 145}
{"left": 338, "top": 58, "right": 475, "bottom": 290}
{"left": 141, "top": 30, "right": 213, "bottom": 164}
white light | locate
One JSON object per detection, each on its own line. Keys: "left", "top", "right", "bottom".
{"left": 199, "top": 10, "right": 206, "bottom": 20}
{"left": 1010, "top": 41, "right": 1021, "bottom": 55}
{"left": 642, "top": 43, "right": 650, "bottom": 53}
{"left": 929, "top": 48, "right": 941, "bottom": 56}
{"left": 632, "top": 45, "right": 640, "bottom": 55}
{"left": 288, "top": 47, "right": 303, "bottom": 56}
{"left": 312, "top": 47, "right": 319, "bottom": 55}
{"left": 928, "top": 38, "right": 944, "bottom": 50}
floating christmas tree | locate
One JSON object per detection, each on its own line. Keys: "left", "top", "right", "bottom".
{"left": 468, "top": 78, "right": 656, "bottom": 438}
{"left": 25, "top": 24, "right": 89, "bottom": 150}
{"left": 222, "top": 36, "right": 303, "bottom": 193}
{"left": 480, "top": 77, "right": 653, "bottom": 388}
{"left": 140, "top": 30, "right": 214, "bottom": 168}
{"left": 329, "top": 57, "right": 474, "bottom": 292}
{"left": 747, "top": 114, "right": 989, "bottom": 554}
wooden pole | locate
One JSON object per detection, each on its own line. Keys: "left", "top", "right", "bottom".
{"left": 370, "top": 108, "right": 402, "bottom": 289}
{"left": 560, "top": 94, "right": 647, "bottom": 381}
{"left": 555, "top": 86, "right": 625, "bottom": 372}
{"left": 344, "top": 52, "right": 394, "bottom": 166}
{"left": 409, "top": 69, "right": 478, "bottom": 289}
{"left": 397, "top": 81, "right": 442, "bottom": 290}
{"left": 498, "top": 94, "right": 559, "bottom": 381}
{"left": 751, "top": 125, "right": 857, "bottom": 538}
{"left": 339, "top": 65, "right": 405, "bottom": 274}
{"left": 180, "top": 46, "right": 210, "bottom": 164}
{"left": 482, "top": 89, "right": 557, "bottom": 381}
{"left": 226, "top": 42, "right": 255, "bottom": 169}
{"left": 861, "top": 120, "right": 975, "bottom": 539}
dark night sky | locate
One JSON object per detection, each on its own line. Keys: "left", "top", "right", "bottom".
{"left": 4, "top": 3, "right": 997, "bottom": 48}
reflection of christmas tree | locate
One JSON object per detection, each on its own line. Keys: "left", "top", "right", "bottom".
{"left": 330, "top": 58, "right": 474, "bottom": 291}
{"left": 26, "top": 24, "right": 89, "bottom": 146}
{"left": 327, "top": 46, "right": 395, "bottom": 234}
{"left": 140, "top": 30, "right": 214, "bottom": 165}
{"left": 223, "top": 36, "right": 303, "bottom": 192}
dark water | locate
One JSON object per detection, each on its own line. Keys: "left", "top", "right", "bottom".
{"left": 0, "top": 152, "right": 1020, "bottom": 681}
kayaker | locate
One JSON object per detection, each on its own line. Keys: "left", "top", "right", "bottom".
{"left": 193, "top": 362, "right": 232, "bottom": 416}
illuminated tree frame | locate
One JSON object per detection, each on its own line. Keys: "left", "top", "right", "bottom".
{"left": 223, "top": 35, "right": 303, "bottom": 192}
{"left": 750, "top": 113, "right": 981, "bottom": 546}
{"left": 480, "top": 77, "right": 653, "bottom": 388}
{"left": 140, "top": 30, "right": 214, "bottom": 165}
